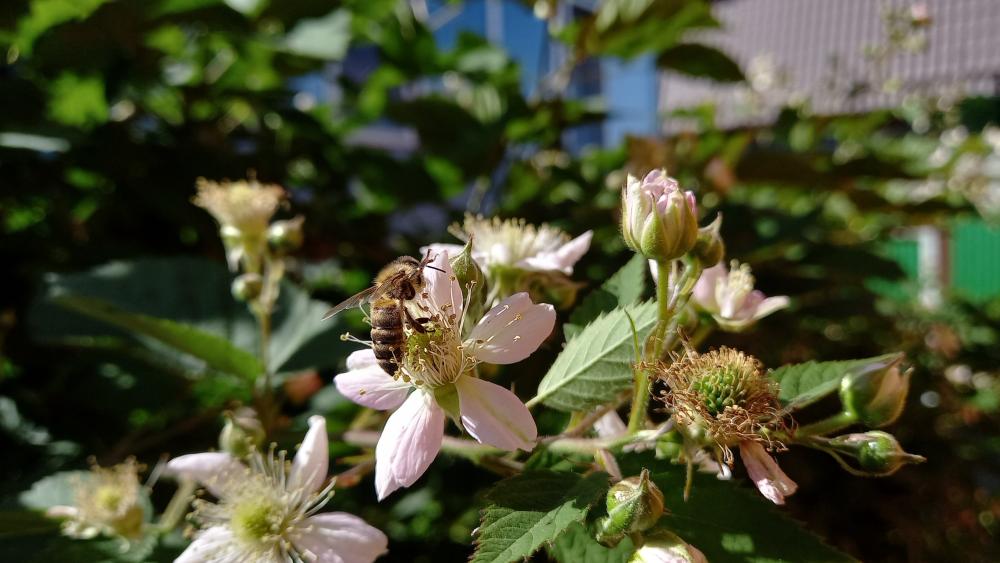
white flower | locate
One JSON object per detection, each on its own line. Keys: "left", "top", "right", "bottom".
{"left": 45, "top": 458, "right": 145, "bottom": 541}
{"left": 192, "top": 178, "right": 286, "bottom": 271}
{"left": 739, "top": 441, "right": 798, "bottom": 505}
{"left": 335, "top": 252, "right": 554, "bottom": 500}
{"left": 424, "top": 215, "right": 591, "bottom": 276}
{"left": 166, "top": 416, "right": 388, "bottom": 563}
{"left": 630, "top": 529, "right": 708, "bottom": 563}
{"left": 691, "top": 260, "right": 789, "bottom": 331}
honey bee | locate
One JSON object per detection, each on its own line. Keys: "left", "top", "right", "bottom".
{"left": 323, "top": 254, "right": 442, "bottom": 376}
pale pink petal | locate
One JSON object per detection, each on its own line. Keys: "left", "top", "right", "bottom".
{"left": 456, "top": 375, "right": 537, "bottom": 451}
{"left": 421, "top": 250, "right": 464, "bottom": 320}
{"left": 467, "top": 292, "right": 555, "bottom": 364}
{"left": 288, "top": 416, "right": 330, "bottom": 495}
{"left": 346, "top": 349, "right": 377, "bottom": 370}
{"left": 45, "top": 506, "right": 79, "bottom": 519}
{"left": 692, "top": 263, "right": 726, "bottom": 312}
{"left": 336, "top": 359, "right": 410, "bottom": 411}
{"left": 593, "top": 410, "right": 627, "bottom": 438}
{"left": 374, "top": 390, "right": 444, "bottom": 500}
{"left": 291, "top": 513, "right": 389, "bottom": 563}
{"left": 420, "top": 243, "right": 464, "bottom": 263}
{"left": 165, "top": 452, "right": 245, "bottom": 498}
{"left": 519, "top": 230, "right": 592, "bottom": 274}
{"left": 175, "top": 526, "right": 236, "bottom": 563}
{"left": 739, "top": 441, "right": 798, "bottom": 505}
{"left": 750, "top": 295, "right": 790, "bottom": 321}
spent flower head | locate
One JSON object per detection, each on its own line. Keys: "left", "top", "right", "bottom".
{"left": 193, "top": 178, "right": 286, "bottom": 271}
{"left": 692, "top": 260, "right": 789, "bottom": 331}
{"left": 167, "top": 416, "right": 388, "bottom": 563}
{"left": 335, "top": 251, "right": 554, "bottom": 499}
{"left": 46, "top": 457, "right": 145, "bottom": 541}
{"left": 621, "top": 169, "right": 699, "bottom": 262}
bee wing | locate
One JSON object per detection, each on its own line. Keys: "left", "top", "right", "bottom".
{"left": 322, "top": 286, "right": 380, "bottom": 320}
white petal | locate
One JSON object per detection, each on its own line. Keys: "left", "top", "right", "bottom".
{"left": 593, "top": 410, "right": 627, "bottom": 438}
{"left": 421, "top": 250, "right": 464, "bottom": 321}
{"left": 45, "top": 506, "right": 79, "bottom": 519}
{"left": 692, "top": 263, "right": 726, "bottom": 312}
{"left": 456, "top": 375, "right": 537, "bottom": 451}
{"left": 374, "top": 390, "right": 444, "bottom": 500}
{"left": 740, "top": 441, "right": 798, "bottom": 505}
{"left": 420, "top": 243, "right": 464, "bottom": 262}
{"left": 175, "top": 526, "right": 236, "bottom": 563}
{"left": 335, "top": 361, "right": 411, "bottom": 411}
{"left": 289, "top": 415, "right": 329, "bottom": 496}
{"left": 346, "top": 349, "right": 377, "bottom": 371}
{"left": 518, "top": 230, "right": 592, "bottom": 275}
{"left": 467, "top": 292, "right": 555, "bottom": 364}
{"left": 292, "top": 513, "right": 389, "bottom": 563}
{"left": 165, "top": 452, "right": 244, "bottom": 498}
{"left": 750, "top": 295, "right": 790, "bottom": 321}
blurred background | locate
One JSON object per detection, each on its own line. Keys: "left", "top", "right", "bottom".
{"left": 1, "top": 0, "right": 999, "bottom": 561}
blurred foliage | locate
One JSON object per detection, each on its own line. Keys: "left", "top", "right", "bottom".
{"left": 0, "top": 0, "right": 998, "bottom": 561}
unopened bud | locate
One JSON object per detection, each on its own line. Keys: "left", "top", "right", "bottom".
{"left": 219, "top": 408, "right": 265, "bottom": 457}
{"left": 598, "top": 469, "right": 665, "bottom": 546}
{"left": 692, "top": 214, "right": 724, "bottom": 267}
{"left": 839, "top": 353, "right": 910, "bottom": 427}
{"left": 621, "top": 170, "right": 699, "bottom": 262}
{"left": 828, "top": 431, "right": 925, "bottom": 476}
{"left": 267, "top": 215, "right": 304, "bottom": 252}
{"left": 630, "top": 529, "right": 707, "bottom": 563}
{"left": 231, "top": 273, "right": 263, "bottom": 301}
{"left": 449, "top": 237, "right": 487, "bottom": 315}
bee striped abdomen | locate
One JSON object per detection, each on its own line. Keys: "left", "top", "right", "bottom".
{"left": 371, "top": 299, "right": 405, "bottom": 376}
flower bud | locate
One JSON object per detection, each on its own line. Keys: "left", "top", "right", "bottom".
{"left": 219, "top": 408, "right": 266, "bottom": 458}
{"left": 630, "top": 529, "right": 708, "bottom": 563}
{"left": 839, "top": 354, "right": 910, "bottom": 427}
{"left": 231, "top": 273, "right": 263, "bottom": 302}
{"left": 598, "top": 469, "right": 665, "bottom": 545}
{"left": 621, "top": 170, "right": 699, "bottom": 262}
{"left": 828, "top": 431, "right": 925, "bottom": 476}
{"left": 692, "top": 214, "right": 724, "bottom": 267}
{"left": 449, "top": 237, "right": 487, "bottom": 313}
{"left": 267, "top": 215, "right": 304, "bottom": 252}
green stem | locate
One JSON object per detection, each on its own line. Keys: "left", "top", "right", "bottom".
{"left": 627, "top": 261, "right": 674, "bottom": 433}
{"left": 156, "top": 478, "right": 197, "bottom": 533}
{"left": 794, "top": 411, "right": 857, "bottom": 438}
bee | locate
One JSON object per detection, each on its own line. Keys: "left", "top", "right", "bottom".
{"left": 323, "top": 254, "right": 442, "bottom": 376}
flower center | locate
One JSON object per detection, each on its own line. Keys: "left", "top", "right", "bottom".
{"left": 404, "top": 326, "right": 470, "bottom": 388}
{"left": 94, "top": 485, "right": 124, "bottom": 514}
{"left": 717, "top": 262, "right": 754, "bottom": 315}
{"left": 231, "top": 495, "right": 284, "bottom": 544}
{"left": 691, "top": 366, "right": 753, "bottom": 416}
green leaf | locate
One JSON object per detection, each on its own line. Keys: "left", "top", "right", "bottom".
{"left": 619, "top": 457, "right": 855, "bottom": 562}
{"left": 533, "top": 302, "right": 658, "bottom": 412}
{"left": 769, "top": 353, "right": 904, "bottom": 409}
{"left": 549, "top": 521, "right": 635, "bottom": 563}
{"left": 30, "top": 258, "right": 350, "bottom": 376}
{"left": 657, "top": 43, "right": 745, "bottom": 82}
{"left": 566, "top": 254, "right": 648, "bottom": 338}
{"left": 47, "top": 73, "right": 109, "bottom": 129}
{"left": 283, "top": 10, "right": 352, "bottom": 60}
{"left": 52, "top": 295, "right": 263, "bottom": 380}
{"left": 472, "top": 471, "right": 609, "bottom": 563}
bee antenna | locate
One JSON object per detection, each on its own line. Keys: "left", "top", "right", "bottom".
{"left": 425, "top": 265, "right": 445, "bottom": 273}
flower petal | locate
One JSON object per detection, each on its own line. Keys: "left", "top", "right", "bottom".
{"left": 165, "top": 452, "right": 244, "bottom": 498}
{"left": 519, "top": 230, "right": 592, "bottom": 274}
{"left": 288, "top": 415, "right": 329, "bottom": 496}
{"left": 292, "top": 512, "right": 389, "bottom": 563}
{"left": 421, "top": 250, "right": 464, "bottom": 321}
{"left": 739, "top": 441, "right": 798, "bottom": 505}
{"left": 346, "top": 349, "right": 377, "bottom": 370}
{"left": 175, "top": 526, "right": 235, "bottom": 563}
{"left": 374, "top": 390, "right": 444, "bottom": 500}
{"left": 467, "top": 292, "right": 555, "bottom": 364}
{"left": 750, "top": 295, "right": 790, "bottom": 321}
{"left": 456, "top": 375, "right": 537, "bottom": 451}
{"left": 593, "top": 410, "right": 627, "bottom": 438}
{"left": 692, "top": 263, "right": 726, "bottom": 312}
{"left": 336, "top": 356, "right": 411, "bottom": 411}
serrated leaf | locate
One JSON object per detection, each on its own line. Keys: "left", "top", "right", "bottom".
{"left": 770, "top": 353, "right": 903, "bottom": 409}
{"left": 533, "top": 302, "right": 658, "bottom": 412}
{"left": 549, "top": 521, "right": 635, "bottom": 563}
{"left": 620, "top": 456, "right": 855, "bottom": 563}
{"left": 53, "top": 295, "right": 264, "bottom": 380}
{"left": 566, "top": 254, "right": 649, "bottom": 335}
{"left": 472, "top": 471, "right": 609, "bottom": 563}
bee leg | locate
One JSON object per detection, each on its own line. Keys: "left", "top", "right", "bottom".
{"left": 404, "top": 308, "right": 432, "bottom": 333}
